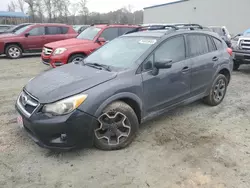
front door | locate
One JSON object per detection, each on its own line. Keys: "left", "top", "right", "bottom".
{"left": 25, "top": 26, "right": 45, "bottom": 50}
{"left": 142, "top": 35, "right": 191, "bottom": 114}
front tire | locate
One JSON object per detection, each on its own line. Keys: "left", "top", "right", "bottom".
{"left": 203, "top": 74, "right": 228, "bottom": 106}
{"left": 68, "top": 54, "right": 85, "bottom": 64}
{"left": 94, "top": 101, "right": 139, "bottom": 150}
{"left": 5, "top": 44, "right": 22, "bottom": 59}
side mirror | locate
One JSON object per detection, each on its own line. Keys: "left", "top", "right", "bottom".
{"left": 97, "top": 37, "right": 106, "bottom": 43}
{"left": 25, "top": 33, "right": 30, "bottom": 37}
{"left": 155, "top": 59, "right": 173, "bottom": 69}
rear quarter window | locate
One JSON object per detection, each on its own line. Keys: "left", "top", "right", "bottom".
{"left": 61, "top": 27, "right": 69, "bottom": 34}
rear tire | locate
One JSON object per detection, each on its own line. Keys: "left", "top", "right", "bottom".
{"left": 67, "top": 54, "right": 85, "bottom": 63}
{"left": 5, "top": 44, "right": 22, "bottom": 59}
{"left": 233, "top": 60, "right": 241, "bottom": 71}
{"left": 94, "top": 101, "right": 139, "bottom": 150}
{"left": 203, "top": 74, "right": 228, "bottom": 106}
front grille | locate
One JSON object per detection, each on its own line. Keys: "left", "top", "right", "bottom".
{"left": 17, "top": 90, "right": 39, "bottom": 117}
{"left": 239, "top": 39, "right": 250, "bottom": 50}
{"left": 43, "top": 47, "right": 53, "bottom": 55}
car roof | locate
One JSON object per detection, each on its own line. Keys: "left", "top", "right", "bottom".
{"left": 124, "top": 29, "right": 221, "bottom": 39}
{"left": 94, "top": 24, "right": 138, "bottom": 29}
{"left": 31, "top": 23, "right": 70, "bottom": 27}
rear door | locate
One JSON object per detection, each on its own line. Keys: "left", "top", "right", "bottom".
{"left": 25, "top": 26, "right": 45, "bottom": 50}
{"left": 186, "top": 34, "right": 218, "bottom": 96}
{"left": 44, "top": 26, "right": 68, "bottom": 44}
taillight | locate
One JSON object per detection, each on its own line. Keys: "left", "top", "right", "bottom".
{"left": 227, "top": 48, "right": 233, "bottom": 56}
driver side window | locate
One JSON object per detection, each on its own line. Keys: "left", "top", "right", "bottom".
{"left": 142, "top": 35, "right": 185, "bottom": 71}
{"left": 155, "top": 36, "right": 185, "bottom": 63}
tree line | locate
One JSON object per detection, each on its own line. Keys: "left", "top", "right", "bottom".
{"left": 7, "top": 0, "right": 143, "bottom": 25}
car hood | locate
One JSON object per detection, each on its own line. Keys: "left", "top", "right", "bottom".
{"left": 25, "top": 64, "right": 117, "bottom": 104}
{"left": 45, "top": 38, "right": 93, "bottom": 49}
{"left": 0, "top": 33, "right": 16, "bottom": 39}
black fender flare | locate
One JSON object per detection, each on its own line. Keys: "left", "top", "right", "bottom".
{"left": 94, "top": 92, "right": 143, "bottom": 118}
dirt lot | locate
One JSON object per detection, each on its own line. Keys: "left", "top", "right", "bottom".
{"left": 0, "top": 56, "right": 250, "bottom": 188}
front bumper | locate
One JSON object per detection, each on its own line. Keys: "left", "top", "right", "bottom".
{"left": 41, "top": 54, "right": 68, "bottom": 68}
{"left": 233, "top": 50, "right": 250, "bottom": 63}
{"left": 16, "top": 104, "right": 97, "bottom": 150}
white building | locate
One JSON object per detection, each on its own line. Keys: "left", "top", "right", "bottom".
{"left": 143, "top": 0, "right": 250, "bottom": 34}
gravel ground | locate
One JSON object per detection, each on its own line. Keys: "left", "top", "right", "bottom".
{"left": 0, "top": 56, "right": 250, "bottom": 188}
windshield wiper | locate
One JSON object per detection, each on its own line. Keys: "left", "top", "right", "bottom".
{"left": 85, "top": 63, "right": 111, "bottom": 72}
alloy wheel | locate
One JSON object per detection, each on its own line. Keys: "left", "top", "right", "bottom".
{"left": 213, "top": 79, "right": 226, "bottom": 103}
{"left": 8, "top": 47, "right": 21, "bottom": 58}
{"left": 95, "top": 112, "right": 131, "bottom": 146}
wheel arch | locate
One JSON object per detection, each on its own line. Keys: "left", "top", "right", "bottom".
{"left": 4, "top": 42, "right": 23, "bottom": 52}
{"left": 218, "top": 68, "right": 231, "bottom": 83}
{"left": 67, "top": 52, "right": 87, "bottom": 62}
{"left": 94, "top": 92, "right": 143, "bottom": 124}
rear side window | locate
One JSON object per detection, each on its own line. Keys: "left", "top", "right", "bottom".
{"left": 29, "top": 27, "right": 45, "bottom": 36}
{"left": 46, "top": 26, "right": 61, "bottom": 35}
{"left": 119, "top": 27, "right": 135, "bottom": 35}
{"left": 207, "top": 36, "right": 216, "bottom": 52}
{"left": 213, "top": 38, "right": 223, "bottom": 50}
{"left": 61, "top": 27, "right": 69, "bottom": 34}
{"left": 155, "top": 36, "right": 185, "bottom": 63}
{"left": 187, "top": 35, "right": 209, "bottom": 57}
{"left": 100, "top": 28, "right": 119, "bottom": 41}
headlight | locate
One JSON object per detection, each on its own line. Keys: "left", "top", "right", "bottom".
{"left": 53, "top": 48, "right": 67, "bottom": 55}
{"left": 42, "top": 94, "right": 87, "bottom": 115}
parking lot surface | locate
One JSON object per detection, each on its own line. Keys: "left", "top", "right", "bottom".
{"left": 0, "top": 56, "right": 250, "bottom": 188}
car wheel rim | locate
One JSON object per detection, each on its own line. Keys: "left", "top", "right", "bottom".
{"left": 72, "top": 57, "right": 84, "bottom": 63}
{"left": 8, "top": 47, "right": 20, "bottom": 58}
{"left": 95, "top": 112, "right": 131, "bottom": 146}
{"left": 213, "top": 79, "right": 226, "bottom": 102}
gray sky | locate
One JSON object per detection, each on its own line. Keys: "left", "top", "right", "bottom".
{"left": 1, "top": 0, "right": 173, "bottom": 13}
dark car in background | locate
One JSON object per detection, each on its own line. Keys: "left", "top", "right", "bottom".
{"left": 0, "top": 24, "right": 13, "bottom": 33}
{"left": 232, "top": 31, "right": 250, "bottom": 70}
{"left": 0, "top": 23, "right": 77, "bottom": 59}
{"left": 0, "top": 23, "right": 32, "bottom": 34}
{"left": 16, "top": 24, "right": 233, "bottom": 151}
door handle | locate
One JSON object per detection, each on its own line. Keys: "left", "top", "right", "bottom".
{"left": 182, "top": 66, "right": 190, "bottom": 73}
{"left": 212, "top": 56, "right": 219, "bottom": 61}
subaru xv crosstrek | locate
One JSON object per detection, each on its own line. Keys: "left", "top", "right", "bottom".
{"left": 41, "top": 24, "right": 138, "bottom": 68}
{"left": 16, "top": 24, "right": 233, "bottom": 151}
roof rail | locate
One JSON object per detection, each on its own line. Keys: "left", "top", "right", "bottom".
{"left": 174, "top": 24, "right": 203, "bottom": 29}
{"left": 90, "top": 23, "right": 109, "bottom": 26}
{"left": 125, "top": 24, "right": 178, "bottom": 34}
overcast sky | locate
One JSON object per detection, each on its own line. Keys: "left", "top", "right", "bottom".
{"left": 1, "top": 0, "right": 173, "bottom": 13}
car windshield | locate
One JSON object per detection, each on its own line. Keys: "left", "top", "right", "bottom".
{"left": 84, "top": 36, "right": 157, "bottom": 69}
{"left": 77, "top": 26, "right": 101, "bottom": 40}
{"left": 14, "top": 25, "right": 31, "bottom": 35}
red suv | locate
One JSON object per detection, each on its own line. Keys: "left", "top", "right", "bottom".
{"left": 0, "top": 23, "right": 77, "bottom": 59}
{"left": 41, "top": 24, "right": 138, "bottom": 68}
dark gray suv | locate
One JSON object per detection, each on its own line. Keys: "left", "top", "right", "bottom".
{"left": 16, "top": 25, "right": 233, "bottom": 151}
